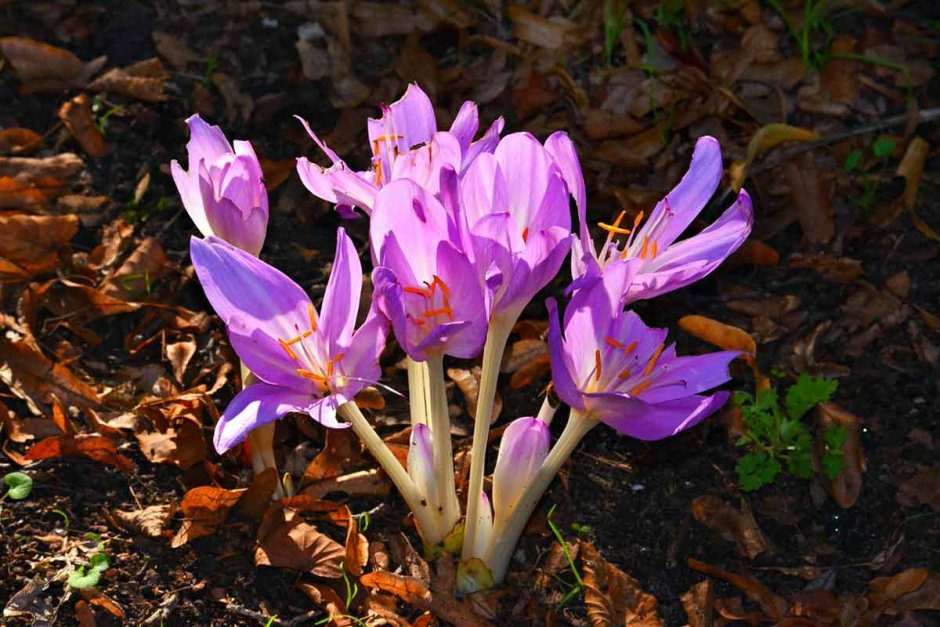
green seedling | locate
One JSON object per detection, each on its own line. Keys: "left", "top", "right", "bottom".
{"left": 735, "top": 373, "right": 843, "bottom": 491}
{"left": 546, "top": 504, "right": 584, "bottom": 609}
{"left": 67, "top": 533, "right": 111, "bottom": 590}
{"left": 91, "top": 95, "right": 125, "bottom": 136}
{"left": 2, "top": 472, "right": 33, "bottom": 501}
{"left": 603, "top": 0, "right": 630, "bottom": 66}
{"left": 843, "top": 136, "right": 897, "bottom": 214}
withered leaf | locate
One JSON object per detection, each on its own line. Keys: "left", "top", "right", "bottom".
{"left": 690, "top": 496, "right": 769, "bottom": 559}
{"left": 730, "top": 123, "right": 819, "bottom": 190}
{"left": 360, "top": 570, "right": 431, "bottom": 604}
{"left": 784, "top": 152, "right": 834, "bottom": 244}
{"left": 165, "top": 335, "right": 196, "bottom": 384}
{"left": 24, "top": 434, "right": 133, "bottom": 471}
{"left": 100, "top": 237, "right": 169, "bottom": 302}
{"left": 680, "top": 579, "right": 715, "bottom": 627}
{"left": 580, "top": 541, "right": 663, "bottom": 626}
{"left": 897, "top": 465, "right": 940, "bottom": 511}
{"left": 813, "top": 402, "right": 864, "bottom": 508}
{"left": 135, "top": 417, "right": 207, "bottom": 470}
{"left": 867, "top": 568, "right": 932, "bottom": 608}
{"left": 0, "top": 128, "right": 42, "bottom": 155}
{"left": 171, "top": 485, "right": 245, "bottom": 548}
{"left": 344, "top": 514, "right": 369, "bottom": 577}
{"left": 238, "top": 467, "right": 280, "bottom": 521}
{"left": 0, "top": 399, "right": 62, "bottom": 442}
{"left": 678, "top": 315, "right": 756, "bottom": 357}
{"left": 87, "top": 59, "right": 167, "bottom": 103}
{"left": 688, "top": 559, "right": 787, "bottom": 619}
{"left": 0, "top": 338, "right": 101, "bottom": 412}
{"left": 507, "top": 6, "right": 581, "bottom": 49}
{"left": 303, "top": 428, "right": 363, "bottom": 483}
{"left": 447, "top": 366, "right": 502, "bottom": 422}
{"left": 110, "top": 503, "right": 177, "bottom": 538}
{"left": 151, "top": 32, "right": 199, "bottom": 70}
{"left": 31, "top": 279, "right": 140, "bottom": 326}
{"left": 0, "top": 37, "right": 103, "bottom": 90}
{"left": 255, "top": 507, "right": 345, "bottom": 578}
{"left": 58, "top": 94, "right": 107, "bottom": 158}
{"left": 0, "top": 214, "right": 78, "bottom": 281}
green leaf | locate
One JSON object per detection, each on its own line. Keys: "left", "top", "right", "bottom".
{"left": 3, "top": 472, "right": 33, "bottom": 500}
{"left": 89, "top": 552, "right": 110, "bottom": 572}
{"left": 68, "top": 566, "right": 101, "bottom": 590}
{"left": 787, "top": 448, "right": 813, "bottom": 479}
{"left": 785, "top": 374, "right": 838, "bottom": 420}
{"left": 822, "top": 425, "right": 847, "bottom": 478}
{"left": 843, "top": 149, "right": 862, "bottom": 172}
{"left": 872, "top": 136, "right": 896, "bottom": 158}
{"left": 737, "top": 451, "right": 780, "bottom": 491}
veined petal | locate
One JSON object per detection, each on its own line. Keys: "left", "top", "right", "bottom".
{"left": 588, "top": 391, "right": 729, "bottom": 440}
{"left": 320, "top": 228, "right": 362, "bottom": 349}
{"left": 214, "top": 382, "right": 338, "bottom": 453}
{"left": 171, "top": 160, "right": 211, "bottom": 237}
{"left": 544, "top": 131, "right": 587, "bottom": 237}
{"left": 368, "top": 83, "right": 437, "bottom": 180}
{"left": 185, "top": 114, "right": 233, "bottom": 169}
{"left": 639, "top": 351, "right": 739, "bottom": 404}
{"left": 493, "top": 133, "right": 557, "bottom": 229}
{"left": 449, "top": 100, "right": 480, "bottom": 152}
{"left": 546, "top": 297, "right": 585, "bottom": 410}
{"left": 370, "top": 179, "right": 455, "bottom": 274}
{"left": 495, "top": 226, "right": 571, "bottom": 320}
{"left": 339, "top": 311, "right": 388, "bottom": 396}
{"left": 492, "top": 417, "right": 551, "bottom": 521}
{"left": 296, "top": 157, "right": 378, "bottom": 216}
{"left": 190, "top": 237, "right": 317, "bottom": 390}
{"left": 389, "top": 131, "right": 462, "bottom": 195}
{"left": 460, "top": 153, "right": 507, "bottom": 230}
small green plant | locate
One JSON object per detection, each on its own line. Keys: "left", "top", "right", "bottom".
{"left": 91, "top": 95, "right": 125, "bottom": 136}
{"left": 843, "top": 135, "right": 897, "bottom": 213}
{"left": 2, "top": 472, "right": 33, "bottom": 501}
{"left": 603, "top": 0, "right": 630, "bottom": 66}
{"left": 734, "top": 374, "right": 843, "bottom": 491}
{"left": 546, "top": 504, "right": 584, "bottom": 608}
{"left": 67, "top": 533, "right": 111, "bottom": 590}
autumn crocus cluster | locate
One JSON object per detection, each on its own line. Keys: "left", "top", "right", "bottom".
{"left": 174, "top": 84, "right": 753, "bottom": 592}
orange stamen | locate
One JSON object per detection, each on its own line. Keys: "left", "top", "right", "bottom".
{"left": 522, "top": 227, "right": 529, "bottom": 242}
{"left": 630, "top": 380, "right": 652, "bottom": 396}
{"left": 605, "top": 336, "right": 624, "bottom": 348}
{"left": 308, "top": 303, "right": 318, "bottom": 332}
{"left": 423, "top": 306, "right": 453, "bottom": 318}
{"left": 594, "top": 349, "right": 602, "bottom": 382}
{"left": 623, "top": 341, "right": 637, "bottom": 355}
{"left": 296, "top": 368, "right": 328, "bottom": 384}
{"left": 373, "top": 159, "right": 383, "bottom": 186}
{"left": 632, "top": 211, "right": 645, "bottom": 229}
{"left": 404, "top": 286, "right": 430, "bottom": 298}
{"left": 644, "top": 343, "right": 665, "bottom": 376}
{"left": 430, "top": 275, "right": 451, "bottom": 296}
{"left": 618, "top": 367, "right": 632, "bottom": 379}
{"left": 639, "top": 235, "right": 649, "bottom": 260}
{"left": 278, "top": 338, "right": 298, "bottom": 361}
{"left": 598, "top": 210, "right": 630, "bottom": 235}
{"left": 650, "top": 240, "right": 658, "bottom": 259}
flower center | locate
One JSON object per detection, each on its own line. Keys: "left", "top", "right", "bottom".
{"left": 275, "top": 303, "right": 343, "bottom": 393}
{"left": 403, "top": 275, "right": 454, "bottom": 327}
{"left": 587, "top": 335, "right": 665, "bottom": 397}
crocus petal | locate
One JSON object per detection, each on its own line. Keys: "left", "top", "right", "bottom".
{"left": 389, "top": 132, "right": 462, "bottom": 195}
{"left": 339, "top": 311, "right": 388, "bottom": 395}
{"left": 370, "top": 179, "right": 456, "bottom": 271}
{"left": 544, "top": 131, "right": 587, "bottom": 237}
{"left": 319, "top": 228, "right": 362, "bottom": 349}
{"left": 368, "top": 83, "right": 437, "bottom": 180}
{"left": 588, "top": 391, "right": 730, "bottom": 440}
{"left": 186, "top": 114, "right": 233, "bottom": 168}
{"left": 295, "top": 114, "right": 343, "bottom": 164}
{"left": 170, "top": 159, "right": 210, "bottom": 237}
{"left": 495, "top": 226, "right": 571, "bottom": 320}
{"left": 449, "top": 100, "right": 480, "bottom": 152}
{"left": 493, "top": 133, "right": 557, "bottom": 230}
{"left": 628, "top": 190, "right": 753, "bottom": 301}
{"left": 214, "top": 382, "right": 345, "bottom": 454}
{"left": 492, "top": 417, "right": 551, "bottom": 521}
{"left": 467, "top": 491, "right": 494, "bottom": 560}
{"left": 296, "top": 157, "right": 379, "bottom": 216}
{"left": 190, "top": 237, "right": 316, "bottom": 390}
{"left": 639, "top": 351, "right": 739, "bottom": 404}
{"left": 546, "top": 297, "right": 585, "bottom": 410}
{"left": 460, "top": 153, "right": 507, "bottom": 230}
{"left": 464, "top": 116, "right": 504, "bottom": 167}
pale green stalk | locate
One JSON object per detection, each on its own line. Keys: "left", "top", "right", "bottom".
{"left": 536, "top": 395, "right": 558, "bottom": 426}
{"left": 461, "top": 320, "right": 514, "bottom": 560}
{"left": 483, "top": 409, "right": 597, "bottom": 584}
{"left": 425, "top": 352, "right": 461, "bottom": 538}
{"left": 406, "top": 357, "right": 431, "bottom": 427}
{"left": 337, "top": 401, "right": 443, "bottom": 542}
{"left": 242, "top": 364, "right": 284, "bottom": 499}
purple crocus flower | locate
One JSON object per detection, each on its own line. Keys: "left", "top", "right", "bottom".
{"left": 171, "top": 114, "right": 268, "bottom": 256}
{"left": 190, "top": 229, "right": 387, "bottom": 453}
{"left": 547, "top": 260, "right": 738, "bottom": 440}
{"left": 457, "top": 132, "right": 572, "bottom": 323}
{"left": 296, "top": 83, "right": 503, "bottom": 217}
{"left": 548, "top": 135, "right": 753, "bottom": 303}
{"left": 370, "top": 179, "right": 488, "bottom": 361}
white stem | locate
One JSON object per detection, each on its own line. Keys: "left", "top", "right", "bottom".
{"left": 337, "top": 401, "right": 443, "bottom": 543}
{"left": 426, "top": 352, "right": 461, "bottom": 538}
{"left": 484, "top": 409, "right": 597, "bottom": 584}
{"left": 406, "top": 357, "right": 431, "bottom": 427}
{"left": 536, "top": 395, "right": 558, "bottom": 426}
{"left": 461, "top": 320, "right": 514, "bottom": 560}
{"left": 241, "top": 363, "right": 284, "bottom": 499}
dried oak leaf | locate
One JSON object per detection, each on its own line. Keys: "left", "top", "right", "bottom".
{"left": 680, "top": 579, "right": 715, "bottom": 627}
{"left": 868, "top": 568, "right": 940, "bottom": 611}
{"left": 0, "top": 399, "right": 62, "bottom": 443}
{"left": 24, "top": 434, "right": 133, "bottom": 471}
{"left": 0, "top": 37, "right": 104, "bottom": 91}
{"left": 99, "top": 236, "right": 169, "bottom": 302}
{"left": 344, "top": 515, "right": 369, "bottom": 578}
{"left": 447, "top": 366, "right": 502, "bottom": 421}
{"left": 30, "top": 279, "right": 140, "bottom": 326}
{"left": 690, "top": 496, "right": 769, "bottom": 559}
{"left": 303, "top": 428, "right": 363, "bottom": 484}
{"left": 0, "top": 128, "right": 43, "bottom": 155}
{"left": 580, "top": 541, "right": 663, "bottom": 626}
{"left": 110, "top": 503, "right": 177, "bottom": 538}
{"left": 171, "top": 485, "right": 245, "bottom": 548}
{"left": 238, "top": 468, "right": 281, "bottom": 521}
{"left": 58, "top": 94, "right": 107, "bottom": 158}
{"left": 255, "top": 506, "right": 345, "bottom": 578}
{"left": 0, "top": 214, "right": 78, "bottom": 281}
{"left": 784, "top": 152, "right": 834, "bottom": 244}
{"left": 88, "top": 58, "right": 167, "bottom": 103}
{"left": 0, "top": 338, "right": 100, "bottom": 413}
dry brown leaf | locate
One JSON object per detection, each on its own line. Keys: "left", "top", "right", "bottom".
{"left": 814, "top": 402, "right": 864, "bottom": 508}
{"left": 211, "top": 72, "right": 253, "bottom": 122}
{"left": 730, "top": 123, "right": 819, "bottom": 190}
{"left": 509, "top": 353, "right": 551, "bottom": 389}
{"left": 0, "top": 214, "right": 78, "bottom": 281}
{"left": 0, "top": 399, "right": 62, "bottom": 442}
{"left": 0, "top": 37, "right": 102, "bottom": 90}
{"left": 80, "top": 589, "right": 124, "bottom": 621}
{"left": 255, "top": 506, "right": 345, "bottom": 578}
{"left": 353, "top": 386, "right": 385, "bottom": 410}
{"left": 135, "top": 416, "right": 207, "bottom": 470}
{"left": 789, "top": 254, "right": 864, "bottom": 283}
{"left": 820, "top": 36, "right": 860, "bottom": 105}
{"left": 58, "top": 94, "right": 107, "bottom": 158}
{"left": 303, "top": 428, "right": 363, "bottom": 483}
{"left": 681, "top": 579, "right": 715, "bottom": 627}
{"left": 784, "top": 152, "right": 834, "bottom": 244}
{"left": 0, "top": 338, "right": 101, "bottom": 413}
{"left": 344, "top": 514, "right": 369, "bottom": 577}
{"left": 239, "top": 468, "right": 281, "bottom": 521}
{"left": 690, "top": 496, "right": 769, "bottom": 559}
{"left": 30, "top": 279, "right": 140, "bottom": 326}
{"left": 75, "top": 599, "right": 95, "bottom": 627}
{"left": 726, "top": 239, "right": 780, "bottom": 267}
{"left": 302, "top": 468, "right": 391, "bottom": 499}
{"left": 507, "top": 6, "right": 581, "bottom": 49}
{"left": 580, "top": 541, "right": 663, "bottom": 626}
{"left": 500, "top": 339, "right": 547, "bottom": 373}
{"left": 165, "top": 335, "right": 196, "bottom": 384}
{"left": 360, "top": 570, "right": 431, "bottom": 605}
{"left": 875, "top": 137, "right": 932, "bottom": 236}
{"left": 0, "top": 128, "right": 43, "bottom": 155}
{"left": 447, "top": 366, "right": 502, "bottom": 422}
{"left": 171, "top": 485, "right": 245, "bottom": 548}
{"left": 24, "top": 434, "right": 133, "bottom": 471}
{"left": 151, "top": 32, "right": 199, "bottom": 70}
{"left": 867, "top": 568, "right": 932, "bottom": 608}
{"left": 297, "top": 581, "right": 354, "bottom": 627}
{"left": 100, "top": 237, "right": 169, "bottom": 302}
{"left": 50, "top": 395, "right": 75, "bottom": 436}
{"left": 687, "top": 558, "right": 787, "bottom": 619}
{"left": 678, "top": 315, "right": 756, "bottom": 357}
{"left": 88, "top": 59, "right": 167, "bottom": 103}
{"left": 110, "top": 503, "right": 177, "bottom": 538}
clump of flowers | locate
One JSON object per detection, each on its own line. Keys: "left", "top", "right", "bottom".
{"left": 174, "top": 84, "right": 753, "bottom": 592}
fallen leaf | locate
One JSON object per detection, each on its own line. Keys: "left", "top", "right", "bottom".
{"left": 211, "top": 72, "right": 253, "bottom": 122}
{"left": 75, "top": 599, "right": 95, "bottom": 627}
{"left": 30, "top": 279, "right": 140, "bottom": 326}
{"left": 690, "top": 496, "right": 769, "bottom": 559}
{"left": 0, "top": 399, "right": 62, "bottom": 442}
{"left": 726, "top": 239, "right": 780, "bottom": 267}
{"left": 813, "top": 402, "right": 865, "bottom": 508}
{"left": 867, "top": 568, "right": 931, "bottom": 607}
{"left": 238, "top": 467, "right": 281, "bottom": 521}
{"left": 344, "top": 513, "right": 369, "bottom": 577}
{"left": 678, "top": 315, "right": 756, "bottom": 357}
{"left": 730, "top": 123, "right": 819, "bottom": 190}
{"left": 100, "top": 237, "right": 169, "bottom": 301}
{"left": 88, "top": 58, "right": 167, "bottom": 103}
{"left": 110, "top": 503, "right": 177, "bottom": 538}
{"left": 447, "top": 366, "right": 502, "bottom": 422}
{"left": 255, "top": 506, "right": 345, "bottom": 578}
{"left": 784, "top": 152, "right": 834, "bottom": 244}
{"left": 0, "top": 128, "right": 43, "bottom": 155}
{"left": 687, "top": 559, "right": 787, "bottom": 619}
{"left": 303, "top": 428, "right": 363, "bottom": 483}
{"left": 681, "top": 579, "right": 715, "bottom": 627}
{"left": 581, "top": 541, "right": 663, "bottom": 626}
{"left": 58, "top": 94, "right": 107, "bottom": 158}
{"left": 165, "top": 335, "right": 196, "bottom": 384}
{"left": 302, "top": 468, "right": 391, "bottom": 499}
{"left": 0, "top": 37, "right": 103, "bottom": 91}
{"left": 151, "top": 32, "right": 199, "bottom": 70}
{"left": 0, "top": 152, "right": 84, "bottom": 210}
{"left": 135, "top": 417, "right": 207, "bottom": 470}
{"left": 789, "top": 254, "right": 864, "bottom": 283}
{"left": 171, "top": 486, "right": 245, "bottom": 547}
{"left": 0, "top": 338, "right": 101, "bottom": 412}
{"left": 0, "top": 214, "right": 78, "bottom": 281}
{"left": 507, "top": 6, "right": 581, "bottom": 49}
{"left": 24, "top": 434, "right": 133, "bottom": 470}
{"left": 80, "top": 589, "right": 125, "bottom": 621}
{"left": 353, "top": 386, "right": 385, "bottom": 410}
{"left": 360, "top": 570, "right": 431, "bottom": 605}
{"left": 297, "top": 581, "right": 354, "bottom": 627}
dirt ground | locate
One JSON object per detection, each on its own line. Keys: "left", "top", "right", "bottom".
{"left": 0, "top": 0, "right": 938, "bottom": 625}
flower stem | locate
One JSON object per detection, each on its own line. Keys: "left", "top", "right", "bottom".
{"left": 536, "top": 395, "right": 558, "bottom": 426}
{"left": 241, "top": 363, "right": 284, "bottom": 499}
{"left": 461, "top": 320, "right": 513, "bottom": 560}
{"left": 484, "top": 409, "right": 597, "bottom": 585}
{"left": 337, "top": 401, "right": 443, "bottom": 542}
{"left": 406, "top": 357, "right": 431, "bottom": 427}
{"left": 425, "top": 352, "right": 461, "bottom": 539}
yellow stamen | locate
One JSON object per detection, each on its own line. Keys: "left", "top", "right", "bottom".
{"left": 598, "top": 210, "right": 630, "bottom": 235}
{"left": 594, "top": 349, "right": 602, "bottom": 382}
{"left": 308, "top": 303, "right": 318, "bottom": 332}
{"left": 278, "top": 338, "right": 298, "bottom": 361}
{"left": 644, "top": 343, "right": 665, "bottom": 376}
{"left": 630, "top": 380, "right": 652, "bottom": 396}
{"left": 639, "top": 235, "right": 649, "bottom": 259}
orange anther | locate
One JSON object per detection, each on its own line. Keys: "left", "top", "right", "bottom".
{"left": 630, "top": 380, "right": 652, "bottom": 396}
{"left": 594, "top": 349, "right": 602, "bottom": 382}
{"left": 617, "top": 367, "right": 632, "bottom": 379}
{"left": 522, "top": 227, "right": 529, "bottom": 242}
{"left": 644, "top": 343, "right": 665, "bottom": 376}
{"left": 278, "top": 338, "right": 298, "bottom": 361}
{"left": 430, "top": 275, "right": 451, "bottom": 297}
{"left": 598, "top": 210, "right": 631, "bottom": 235}
{"left": 404, "top": 286, "right": 430, "bottom": 298}
{"left": 639, "top": 235, "right": 649, "bottom": 260}
{"left": 423, "top": 307, "right": 453, "bottom": 318}
{"left": 623, "top": 341, "right": 637, "bottom": 355}
{"left": 632, "top": 211, "right": 645, "bottom": 229}
{"left": 296, "top": 368, "right": 328, "bottom": 384}
{"left": 605, "top": 336, "right": 624, "bottom": 348}
{"left": 650, "top": 240, "right": 658, "bottom": 259}
{"left": 308, "top": 303, "right": 318, "bottom": 332}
